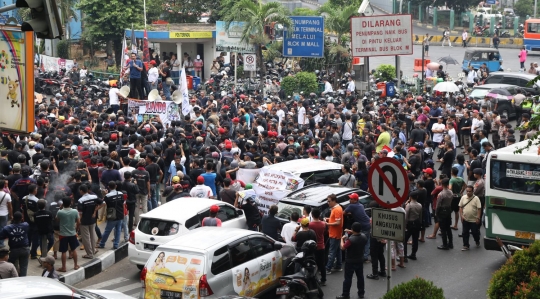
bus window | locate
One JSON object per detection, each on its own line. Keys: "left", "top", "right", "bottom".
{"left": 490, "top": 160, "right": 540, "bottom": 194}
{"left": 527, "top": 22, "right": 540, "bottom": 33}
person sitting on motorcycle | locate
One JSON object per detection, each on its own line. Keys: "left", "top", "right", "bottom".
{"left": 69, "top": 66, "right": 80, "bottom": 86}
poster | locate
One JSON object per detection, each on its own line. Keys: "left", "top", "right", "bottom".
{"left": 251, "top": 167, "right": 304, "bottom": 214}
{"left": 40, "top": 54, "right": 74, "bottom": 72}
{"left": 0, "top": 28, "right": 34, "bottom": 133}
{"left": 237, "top": 168, "right": 260, "bottom": 184}
{"left": 129, "top": 99, "right": 182, "bottom": 126}
{"left": 216, "top": 21, "right": 256, "bottom": 53}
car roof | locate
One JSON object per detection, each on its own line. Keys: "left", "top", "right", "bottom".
{"left": 472, "top": 83, "right": 515, "bottom": 90}
{"left": 490, "top": 140, "right": 539, "bottom": 156}
{"left": 161, "top": 227, "right": 262, "bottom": 250}
{"left": 263, "top": 159, "right": 342, "bottom": 174}
{"left": 141, "top": 198, "right": 230, "bottom": 222}
{"left": 1, "top": 277, "right": 73, "bottom": 299}
{"left": 488, "top": 72, "right": 537, "bottom": 80}
{"left": 281, "top": 184, "right": 369, "bottom": 206}
{"left": 465, "top": 47, "right": 500, "bottom": 52}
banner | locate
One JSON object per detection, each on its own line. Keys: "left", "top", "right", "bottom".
{"left": 215, "top": 21, "right": 256, "bottom": 53}
{"left": 180, "top": 66, "right": 190, "bottom": 116}
{"left": 128, "top": 99, "right": 182, "bottom": 126}
{"left": 237, "top": 168, "right": 260, "bottom": 184}
{"left": 40, "top": 54, "right": 74, "bottom": 72}
{"left": 252, "top": 167, "right": 304, "bottom": 214}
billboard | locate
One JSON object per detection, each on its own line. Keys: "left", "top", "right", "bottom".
{"left": 283, "top": 16, "right": 324, "bottom": 58}
{"left": 0, "top": 28, "right": 34, "bottom": 133}
{"left": 350, "top": 14, "right": 413, "bottom": 57}
{"left": 216, "top": 21, "right": 256, "bottom": 53}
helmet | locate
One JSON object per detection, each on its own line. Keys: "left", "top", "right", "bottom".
{"left": 301, "top": 240, "right": 317, "bottom": 254}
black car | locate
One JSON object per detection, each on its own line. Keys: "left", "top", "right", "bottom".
{"left": 275, "top": 184, "right": 373, "bottom": 225}
{"left": 484, "top": 72, "right": 540, "bottom": 96}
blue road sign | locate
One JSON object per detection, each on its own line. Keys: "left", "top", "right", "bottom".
{"left": 485, "top": 0, "right": 496, "bottom": 4}
{"left": 283, "top": 16, "right": 324, "bottom": 58}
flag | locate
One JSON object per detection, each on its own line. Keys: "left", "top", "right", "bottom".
{"left": 143, "top": 29, "right": 150, "bottom": 62}
{"left": 120, "top": 34, "right": 128, "bottom": 82}
{"left": 180, "top": 67, "right": 190, "bottom": 116}
{"left": 131, "top": 25, "right": 137, "bottom": 53}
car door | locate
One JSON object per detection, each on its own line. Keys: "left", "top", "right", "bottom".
{"left": 218, "top": 204, "right": 247, "bottom": 229}
{"left": 248, "top": 237, "right": 282, "bottom": 295}
{"left": 229, "top": 239, "right": 259, "bottom": 297}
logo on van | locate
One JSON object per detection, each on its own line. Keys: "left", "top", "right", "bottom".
{"left": 151, "top": 227, "right": 159, "bottom": 235}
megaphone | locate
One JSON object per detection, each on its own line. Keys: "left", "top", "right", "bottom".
{"left": 172, "top": 90, "right": 183, "bottom": 104}
{"left": 119, "top": 86, "right": 130, "bottom": 98}
{"left": 148, "top": 89, "right": 160, "bottom": 102}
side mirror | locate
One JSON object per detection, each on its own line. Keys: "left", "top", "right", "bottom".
{"left": 274, "top": 243, "right": 283, "bottom": 250}
{"left": 237, "top": 209, "right": 244, "bottom": 216}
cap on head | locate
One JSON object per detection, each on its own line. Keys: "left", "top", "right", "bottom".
{"left": 348, "top": 193, "right": 359, "bottom": 200}
{"left": 197, "top": 175, "right": 205, "bottom": 184}
{"left": 300, "top": 218, "right": 310, "bottom": 226}
{"left": 210, "top": 205, "right": 220, "bottom": 213}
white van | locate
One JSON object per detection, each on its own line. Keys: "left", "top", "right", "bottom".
{"left": 263, "top": 159, "right": 343, "bottom": 185}
{"left": 128, "top": 198, "right": 247, "bottom": 269}
{"left": 139, "top": 228, "right": 296, "bottom": 299}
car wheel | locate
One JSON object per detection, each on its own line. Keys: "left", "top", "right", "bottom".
{"left": 137, "top": 264, "right": 144, "bottom": 270}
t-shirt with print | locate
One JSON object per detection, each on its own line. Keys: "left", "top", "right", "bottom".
{"left": 328, "top": 205, "right": 343, "bottom": 239}
{"left": 77, "top": 194, "right": 102, "bottom": 225}
{"left": 190, "top": 185, "right": 213, "bottom": 198}
{"left": 57, "top": 208, "right": 79, "bottom": 237}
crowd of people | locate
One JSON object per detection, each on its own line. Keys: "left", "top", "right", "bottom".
{"left": 1, "top": 49, "right": 539, "bottom": 296}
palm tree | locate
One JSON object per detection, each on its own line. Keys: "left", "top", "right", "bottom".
{"left": 224, "top": 0, "right": 292, "bottom": 88}
{"left": 57, "top": 0, "right": 79, "bottom": 39}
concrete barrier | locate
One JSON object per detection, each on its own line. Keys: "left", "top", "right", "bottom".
{"left": 413, "top": 34, "right": 523, "bottom": 48}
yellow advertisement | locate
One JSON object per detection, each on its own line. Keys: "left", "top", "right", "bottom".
{"left": 169, "top": 32, "right": 213, "bottom": 39}
{"left": 144, "top": 251, "right": 203, "bottom": 299}
{"left": 232, "top": 255, "right": 282, "bottom": 297}
{"left": 0, "top": 28, "right": 34, "bottom": 133}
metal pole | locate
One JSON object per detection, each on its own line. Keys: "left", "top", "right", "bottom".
{"left": 234, "top": 52, "right": 238, "bottom": 93}
{"left": 386, "top": 240, "right": 392, "bottom": 292}
{"left": 396, "top": 0, "right": 403, "bottom": 89}
{"left": 421, "top": 46, "right": 425, "bottom": 92}
{"left": 0, "top": 4, "right": 16, "bottom": 14}
{"left": 536, "top": 0, "right": 538, "bottom": 19}
{"left": 144, "top": 0, "right": 147, "bottom": 28}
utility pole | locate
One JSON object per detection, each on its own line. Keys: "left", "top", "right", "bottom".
{"left": 395, "top": 0, "right": 403, "bottom": 90}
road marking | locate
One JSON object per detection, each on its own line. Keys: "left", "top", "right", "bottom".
{"left": 85, "top": 277, "right": 129, "bottom": 289}
{"left": 126, "top": 290, "right": 142, "bottom": 298}
{"left": 113, "top": 282, "right": 142, "bottom": 293}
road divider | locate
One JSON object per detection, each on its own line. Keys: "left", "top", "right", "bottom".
{"left": 412, "top": 35, "right": 523, "bottom": 48}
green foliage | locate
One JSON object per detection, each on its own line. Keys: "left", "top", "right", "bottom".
{"left": 376, "top": 64, "right": 397, "bottom": 82}
{"left": 280, "top": 72, "right": 318, "bottom": 96}
{"left": 162, "top": 0, "right": 210, "bottom": 23}
{"left": 57, "top": 40, "right": 70, "bottom": 59}
{"left": 382, "top": 277, "right": 444, "bottom": 299}
{"left": 514, "top": 0, "right": 537, "bottom": 19}
{"left": 513, "top": 271, "right": 540, "bottom": 298}
{"left": 329, "top": 0, "right": 362, "bottom": 8}
{"left": 319, "top": 2, "right": 358, "bottom": 44}
{"left": 263, "top": 41, "right": 283, "bottom": 62}
{"left": 237, "top": 66, "right": 244, "bottom": 78}
{"left": 488, "top": 240, "right": 540, "bottom": 299}
{"left": 408, "top": 0, "right": 480, "bottom": 14}
{"left": 291, "top": 7, "right": 318, "bottom": 16}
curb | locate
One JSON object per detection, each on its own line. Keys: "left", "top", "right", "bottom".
{"left": 59, "top": 243, "right": 129, "bottom": 286}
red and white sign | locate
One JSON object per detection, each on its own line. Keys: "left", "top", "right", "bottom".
{"left": 368, "top": 157, "right": 409, "bottom": 209}
{"left": 350, "top": 14, "right": 413, "bottom": 57}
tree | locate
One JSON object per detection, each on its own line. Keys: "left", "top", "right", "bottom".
{"left": 408, "top": 0, "right": 480, "bottom": 14}
{"left": 162, "top": 0, "right": 211, "bottom": 23}
{"left": 77, "top": 0, "right": 143, "bottom": 68}
{"left": 224, "top": 0, "right": 292, "bottom": 88}
{"left": 514, "top": 0, "right": 538, "bottom": 19}
{"left": 291, "top": 7, "right": 318, "bottom": 16}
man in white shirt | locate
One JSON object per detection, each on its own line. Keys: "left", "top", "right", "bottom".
{"left": 447, "top": 122, "right": 457, "bottom": 147}
{"left": 471, "top": 110, "right": 480, "bottom": 134}
{"left": 462, "top": 29, "right": 468, "bottom": 47}
{"left": 322, "top": 78, "right": 333, "bottom": 95}
{"left": 147, "top": 61, "right": 159, "bottom": 90}
{"left": 346, "top": 76, "right": 355, "bottom": 93}
{"left": 190, "top": 176, "right": 213, "bottom": 198}
{"left": 466, "top": 66, "right": 477, "bottom": 84}
{"left": 109, "top": 84, "right": 120, "bottom": 114}
{"left": 298, "top": 103, "right": 307, "bottom": 127}
{"left": 431, "top": 116, "right": 446, "bottom": 148}
{"left": 281, "top": 212, "right": 299, "bottom": 247}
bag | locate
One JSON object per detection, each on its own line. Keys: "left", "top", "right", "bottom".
{"left": 438, "top": 206, "right": 452, "bottom": 219}
{"left": 25, "top": 196, "right": 35, "bottom": 222}
{"left": 106, "top": 207, "right": 116, "bottom": 221}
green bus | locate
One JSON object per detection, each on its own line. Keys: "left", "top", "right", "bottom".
{"left": 484, "top": 140, "right": 540, "bottom": 251}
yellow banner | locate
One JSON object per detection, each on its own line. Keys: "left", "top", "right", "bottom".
{"left": 169, "top": 32, "right": 212, "bottom": 39}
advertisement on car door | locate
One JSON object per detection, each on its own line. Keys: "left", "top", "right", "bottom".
{"left": 144, "top": 251, "right": 204, "bottom": 299}
{"left": 231, "top": 254, "right": 283, "bottom": 296}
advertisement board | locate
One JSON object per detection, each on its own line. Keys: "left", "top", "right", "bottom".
{"left": 216, "top": 21, "right": 256, "bottom": 53}
{"left": 283, "top": 16, "right": 324, "bottom": 58}
{"left": 350, "top": 14, "right": 413, "bottom": 57}
{"left": 0, "top": 28, "right": 34, "bottom": 133}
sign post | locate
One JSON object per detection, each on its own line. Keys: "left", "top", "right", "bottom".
{"left": 244, "top": 54, "right": 256, "bottom": 71}
{"left": 283, "top": 16, "right": 324, "bottom": 58}
{"left": 368, "top": 157, "right": 409, "bottom": 292}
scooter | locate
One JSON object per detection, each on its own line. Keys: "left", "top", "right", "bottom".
{"left": 276, "top": 240, "right": 323, "bottom": 299}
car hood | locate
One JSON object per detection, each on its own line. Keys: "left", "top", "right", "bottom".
{"left": 86, "top": 289, "right": 137, "bottom": 299}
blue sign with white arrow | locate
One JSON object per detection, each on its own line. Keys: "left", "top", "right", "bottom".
{"left": 283, "top": 16, "right": 325, "bottom": 58}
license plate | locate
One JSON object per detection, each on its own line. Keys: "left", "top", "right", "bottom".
{"left": 515, "top": 231, "right": 536, "bottom": 240}
{"left": 276, "top": 286, "right": 289, "bottom": 295}
{"left": 160, "top": 290, "right": 182, "bottom": 299}
{"left": 144, "top": 243, "right": 157, "bottom": 250}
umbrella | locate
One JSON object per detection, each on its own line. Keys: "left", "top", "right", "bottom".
{"left": 486, "top": 92, "right": 512, "bottom": 100}
{"left": 433, "top": 82, "right": 460, "bottom": 93}
{"left": 438, "top": 55, "right": 460, "bottom": 65}
{"left": 427, "top": 62, "right": 440, "bottom": 70}
{"left": 487, "top": 88, "right": 513, "bottom": 96}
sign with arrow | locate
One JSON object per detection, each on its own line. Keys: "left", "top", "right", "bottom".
{"left": 368, "top": 157, "right": 409, "bottom": 209}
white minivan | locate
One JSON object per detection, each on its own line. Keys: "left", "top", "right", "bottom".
{"left": 128, "top": 198, "right": 247, "bottom": 269}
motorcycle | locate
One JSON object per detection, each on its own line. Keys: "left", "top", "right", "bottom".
{"left": 276, "top": 240, "right": 323, "bottom": 299}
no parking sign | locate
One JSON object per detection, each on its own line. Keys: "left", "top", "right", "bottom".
{"left": 244, "top": 54, "right": 256, "bottom": 71}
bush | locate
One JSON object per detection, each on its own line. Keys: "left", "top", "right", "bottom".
{"left": 513, "top": 272, "right": 540, "bottom": 298}
{"left": 236, "top": 66, "right": 244, "bottom": 79}
{"left": 376, "top": 64, "right": 396, "bottom": 82}
{"left": 280, "top": 71, "right": 318, "bottom": 96}
{"left": 57, "top": 40, "right": 70, "bottom": 59}
{"left": 382, "top": 277, "right": 444, "bottom": 299}
{"left": 488, "top": 240, "right": 540, "bottom": 299}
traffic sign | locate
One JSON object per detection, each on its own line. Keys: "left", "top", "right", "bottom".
{"left": 368, "top": 157, "right": 409, "bottom": 208}
{"left": 283, "top": 16, "right": 324, "bottom": 58}
{"left": 244, "top": 54, "right": 256, "bottom": 71}
{"left": 371, "top": 208, "right": 405, "bottom": 242}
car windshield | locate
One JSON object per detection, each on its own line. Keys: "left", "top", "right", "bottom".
{"left": 469, "top": 88, "right": 490, "bottom": 99}
{"left": 276, "top": 201, "right": 304, "bottom": 219}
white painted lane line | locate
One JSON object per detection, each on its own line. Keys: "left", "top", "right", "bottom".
{"left": 112, "top": 282, "right": 143, "bottom": 293}
{"left": 84, "top": 277, "right": 129, "bottom": 289}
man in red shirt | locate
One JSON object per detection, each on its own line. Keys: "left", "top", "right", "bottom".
{"left": 309, "top": 208, "right": 327, "bottom": 285}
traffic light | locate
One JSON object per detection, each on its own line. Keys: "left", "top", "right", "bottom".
{"left": 16, "top": 0, "right": 63, "bottom": 39}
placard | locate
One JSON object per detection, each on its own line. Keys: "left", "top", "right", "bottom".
{"left": 128, "top": 99, "right": 182, "bottom": 126}
{"left": 252, "top": 167, "right": 304, "bottom": 214}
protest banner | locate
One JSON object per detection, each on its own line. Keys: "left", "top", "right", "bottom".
{"left": 128, "top": 99, "right": 182, "bottom": 126}
{"left": 237, "top": 168, "right": 260, "bottom": 184}
{"left": 252, "top": 167, "right": 304, "bottom": 214}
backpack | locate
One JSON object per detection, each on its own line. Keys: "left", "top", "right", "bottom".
{"left": 24, "top": 196, "right": 36, "bottom": 222}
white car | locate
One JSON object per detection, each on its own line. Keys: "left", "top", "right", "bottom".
{"left": 128, "top": 198, "right": 247, "bottom": 269}
{"left": 1, "top": 276, "right": 133, "bottom": 299}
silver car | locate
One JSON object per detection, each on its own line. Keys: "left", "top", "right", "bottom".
{"left": 140, "top": 227, "right": 296, "bottom": 299}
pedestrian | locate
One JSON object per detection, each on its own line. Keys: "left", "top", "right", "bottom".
{"left": 291, "top": 218, "right": 317, "bottom": 253}
{"left": 77, "top": 184, "right": 101, "bottom": 259}
{"left": 281, "top": 211, "right": 299, "bottom": 246}
{"left": 128, "top": 52, "right": 144, "bottom": 99}
{"left": 462, "top": 29, "right": 468, "bottom": 47}
{"left": 262, "top": 205, "right": 282, "bottom": 241}
{"left": 98, "top": 181, "right": 124, "bottom": 250}
{"left": 190, "top": 175, "right": 213, "bottom": 198}
{"left": 0, "top": 179, "right": 13, "bottom": 248}
{"left": 121, "top": 171, "right": 139, "bottom": 232}
{"left": 56, "top": 197, "right": 80, "bottom": 272}
{"left": 325, "top": 194, "right": 343, "bottom": 274}
{"left": 459, "top": 185, "right": 482, "bottom": 250}
{"left": 492, "top": 34, "right": 500, "bottom": 49}
{"left": 0, "top": 211, "right": 29, "bottom": 276}
{"left": 449, "top": 167, "right": 466, "bottom": 230}
{"left": 132, "top": 159, "right": 150, "bottom": 225}
{"left": 34, "top": 199, "right": 54, "bottom": 260}
{"left": 442, "top": 27, "right": 452, "bottom": 47}
{"left": 234, "top": 194, "right": 261, "bottom": 231}
{"left": 201, "top": 205, "right": 222, "bottom": 227}
{"left": 39, "top": 255, "right": 59, "bottom": 280}
{"left": 336, "top": 222, "right": 367, "bottom": 299}
{"left": 0, "top": 247, "right": 18, "bottom": 279}
{"left": 309, "top": 208, "right": 327, "bottom": 286}
{"left": 344, "top": 193, "right": 371, "bottom": 261}
{"left": 519, "top": 46, "right": 527, "bottom": 71}
{"left": 436, "top": 178, "right": 454, "bottom": 250}
{"left": 147, "top": 60, "right": 159, "bottom": 90}
{"left": 423, "top": 33, "right": 430, "bottom": 57}
{"left": 404, "top": 191, "right": 422, "bottom": 261}
{"left": 159, "top": 60, "right": 172, "bottom": 101}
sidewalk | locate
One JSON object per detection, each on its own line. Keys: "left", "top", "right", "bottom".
{"left": 25, "top": 220, "right": 129, "bottom": 285}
